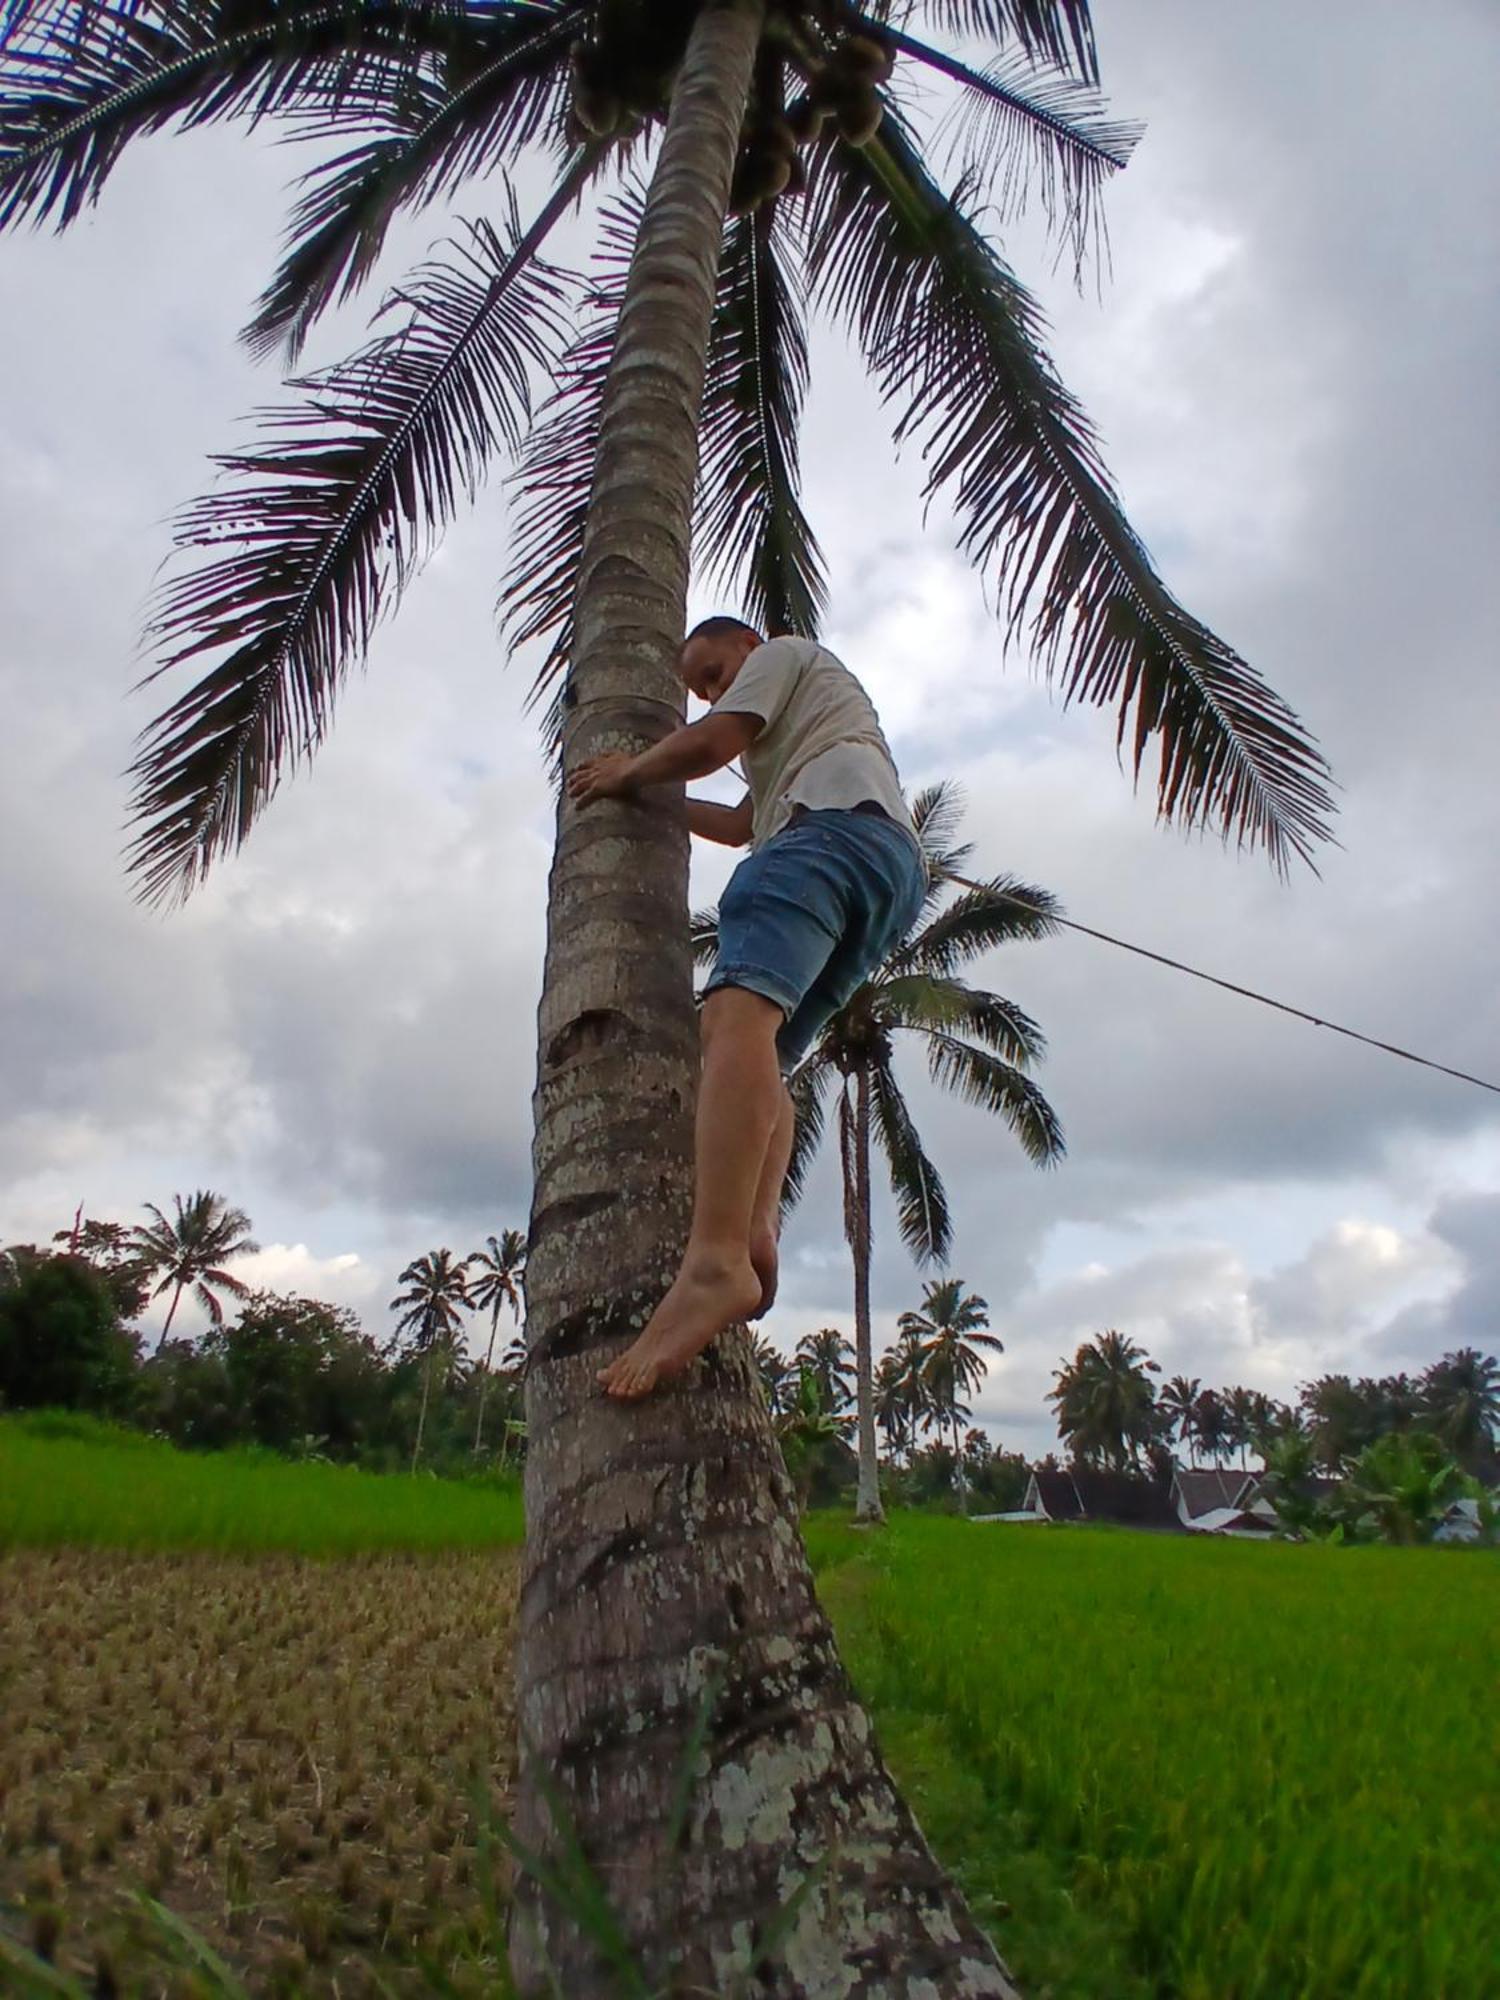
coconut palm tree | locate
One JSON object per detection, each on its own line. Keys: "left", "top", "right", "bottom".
{"left": 794, "top": 1324, "right": 856, "bottom": 1422}
{"left": 126, "top": 1190, "right": 259, "bottom": 1348}
{"left": 899, "top": 1278, "right": 1001, "bottom": 1491}
{"left": 464, "top": 1227, "right": 527, "bottom": 1453}
{"left": 874, "top": 1323, "right": 928, "bottom": 1465}
{"left": 389, "top": 1247, "right": 474, "bottom": 1472}
{"left": 695, "top": 781, "right": 1063, "bottom": 1527}
{"left": 3, "top": 2, "right": 1335, "bottom": 1985}
{"left": 1191, "top": 1386, "right": 1231, "bottom": 1467}
{"left": 750, "top": 1329, "right": 794, "bottom": 1417}
{"left": 1420, "top": 1349, "right": 1499, "bottom": 1470}
{"left": 1158, "top": 1373, "right": 1200, "bottom": 1462}
{"left": 1048, "top": 1328, "right": 1159, "bottom": 1471}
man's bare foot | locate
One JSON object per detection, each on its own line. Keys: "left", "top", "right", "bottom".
{"left": 598, "top": 1252, "right": 762, "bottom": 1400}
{"left": 748, "top": 1223, "right": 780, "bottom": 1320}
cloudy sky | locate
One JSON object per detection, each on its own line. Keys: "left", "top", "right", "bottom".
{"left": 3, "top": 1, "right": 1497, "bottom": 1458}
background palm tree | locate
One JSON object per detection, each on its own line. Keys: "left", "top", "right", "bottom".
{"left": 793, "top": 1325, "right": 856, "bottom": 1427}
{"left": 389, "top": 1248, "right": 474, "bottom": 1473}
{"left": 695, "top": 781, "right": 1063, "bottom": 1527}
{"left": 1158, "top": 1373, "right": 1200, "bottom": 1462}
{"left": 1191, "top": 1386, "right": 1231, "bottom": 1468}
{"left": 1420, "top": 1349, "right": 1499, "bottom": 1470}
{"left": 874, "top": 1324, "right": 929, "bottom": 1466}
{"left": 2, "top": 1, "right": 1334, "bottom": 1985}
{"left": 1048, "top": 1328, "right": 1159, "bottom": 1472}
{"left": 126, "top": 1190, "right": 259, "bottom": 1348}
{"left": 899, "top": 1277, "right": 1002, "bottom": 1496}
{"left": 750, "top": 1330, "right": 794, "bottom": 1418}
{"left": 464, "top": 1227, "right": 527, "bottom": 1453}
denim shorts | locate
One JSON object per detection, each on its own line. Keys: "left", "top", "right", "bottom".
{"left": 704, "top": 806, "right": 928, "bottom": 1071}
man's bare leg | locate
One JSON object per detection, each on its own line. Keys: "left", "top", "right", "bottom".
{"left": 599, "top": 988, "right": 783, "bottom": 1398}
{"left": 749, "top": 1082, "right": 794, "bottom": 1318}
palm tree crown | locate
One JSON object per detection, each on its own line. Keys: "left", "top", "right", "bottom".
{"left": 1, "top": 0, "right": 1331, "bottom": 909}
{"left": 898, "top": 1276, "right": 1001, "bottom": 1463}
{"left": 127, "top": 1189, "right": 259, "bottom": 1343}
{"left": 1048, "top": 1327, "right": 1159, "bottom": 1471}
{"left": 465, "top": 1226, "right": 527, "bottom": 1452}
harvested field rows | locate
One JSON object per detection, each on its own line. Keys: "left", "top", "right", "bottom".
{"left": 1, "top": 1548, "right": 522, "bottom": 1997}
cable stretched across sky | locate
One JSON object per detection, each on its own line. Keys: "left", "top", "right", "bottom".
{"left": 941, "top": 871, "right": 1500, "bottom": 1101}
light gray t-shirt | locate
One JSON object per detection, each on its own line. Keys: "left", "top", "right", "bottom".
{"left": 707, "top": 637, "right": 917, "bottom": 850}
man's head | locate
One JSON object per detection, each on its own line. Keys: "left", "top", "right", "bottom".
{"left": 680, "top": 616, "right": 763, "bottom": 705}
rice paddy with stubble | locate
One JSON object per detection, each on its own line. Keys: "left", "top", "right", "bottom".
{"left": 3, "top": 1416, "right": 1494, "bottom": 1997}
{"left": 804, "top": 1511, "right": 1500, "bottom": 2000}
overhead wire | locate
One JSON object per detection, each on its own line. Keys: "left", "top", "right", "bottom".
{"left": 938, "top": 870, "right": 1500, "bottom": 1100}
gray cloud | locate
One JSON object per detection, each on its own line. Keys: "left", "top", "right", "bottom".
{"left": 3, "top": 2, "right": 1497, "bottom": 1411}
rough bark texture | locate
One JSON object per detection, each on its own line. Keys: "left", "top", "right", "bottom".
{"left": 513, "top": 4, "right": 1019, "bottom": 1993}
{"left": 851, "top": 1069, "right": 884, "bottom": 1526}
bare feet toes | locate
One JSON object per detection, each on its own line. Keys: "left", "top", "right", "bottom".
{"left": 597, "top": 1254, "right": 762, "bottom": 1401}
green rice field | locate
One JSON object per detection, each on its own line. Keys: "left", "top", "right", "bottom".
{"left": 805, "top": 1512, "right": 1499, "bottom": 2000}
{"left": 2, "top": 1416, "right": 1493, "bottom": 1996}
{"left": 0, "top": 1412, "right": 525, "bottom": 1555}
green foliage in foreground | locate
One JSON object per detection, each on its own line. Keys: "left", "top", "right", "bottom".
{"left": 804, "top": 1512, "right": 1499, "bottom": 2000}
{"left": 0, "top": 1412, "right": 524, "bottom": 1555}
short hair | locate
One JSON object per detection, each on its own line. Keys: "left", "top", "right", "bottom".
{"left": 682, "top": 615, "right": 762, "bottom": 651}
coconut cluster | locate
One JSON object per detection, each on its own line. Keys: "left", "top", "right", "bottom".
{"left": 729, "top": 31, "right": 895, "bottom": 216}
{"left": 0, "top": 1548, "right": 523, "bottom": 1996}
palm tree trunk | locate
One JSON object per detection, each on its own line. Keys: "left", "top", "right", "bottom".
{"left": 474, "top": 1303, "right": 501, "bottom": 1453}
{"left": 158, "top": 1278, "right": 185, "bottom": 1348}
{"left": 851, "top": 1067, "right": 884, "bottom": 1525}
{"left": 512, "top": 4, "right": 1016, "bottom": 1994}
{"left": 412, "top": 1344, "right": 433, "bottom": 1474}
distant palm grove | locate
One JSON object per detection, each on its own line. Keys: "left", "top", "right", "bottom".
{"left": 4, "top": 1192, "right": 1494, "bottom": 1544}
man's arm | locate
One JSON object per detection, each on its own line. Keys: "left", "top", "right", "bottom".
{"left": 567, "top": 711, "right": 760, "bottom": 806}
{"left": 686, "top": 794, "right": 754, "bottom": 846}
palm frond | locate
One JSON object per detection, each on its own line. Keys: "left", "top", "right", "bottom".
{"left": 805, "top": 115, "right": 1335, "bottom": 873}
{"left": 888, "top": 874, "right": 1059, "bottom": 977}
{"left": 877, "top": 974, "right": 1044, "bottom": 1069}
{"left": 695, "top": 201, "right": 827, "bottom": 639}
{"left": 894, "top": 29, "right": 1140, "bottom": 286}
{"left": 690, "top": 905, "right": 719, "bottom": 970}
{"left": 783, "top": 1054, "right": 832, "bottom": 1214}
{"left": 244, "top": 1, "right": 584, "bottom": 361}
{"left": 910, "top": 1, "right": 1099, "bottom": 84}
{"left": 0, "top": 0, "right": 461, "bottom": 233}
{"left": 500, "top": 175, "right": 641, "bottom": 703}
{"left": 868, "top": 1057, "right": 951, "bottom": 1265}
{"left": 908, "top": 779, "right": 972, "bottom": 875}
{"left": 924, "top": 1031, "right": 1064, "bottom": 1165}
{"left": 126, "top": 167, "right": 581, "bottom": 907}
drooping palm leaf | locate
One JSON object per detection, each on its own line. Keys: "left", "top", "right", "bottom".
{"left": 244, "top": 0, "right": 584, "bottom": 360}
{"left": 911, "top": 2, "right": 1099, "bottom": 83}
{"left": 689, "top": 905, "right": 720, "bottom": 969}
{"left": 924, "top": 1030, "right": 1063, "bottom": 1165}
{"left": 867, "top": 1056, "right": 951, "bottom": 1264}
{"left": 695, "top": 201, "right": 827, "bottom": 639}
{"left": 0, "top": 0, "right": 461, "bottom": 232}
{"left": 890, "top": 28, "right": 1140, "bottom": 284}
{"left": 805, "top": 114, "right": 1334, "bottom": 872}
{"left": 876, "top": 974, "right": 1044, "bottom": 1070}
{"left": 783, "top": 1053, "right": 832, "bottom": 1213}
{"left": 126, "top": 169, "right": 582, "bottom": 906}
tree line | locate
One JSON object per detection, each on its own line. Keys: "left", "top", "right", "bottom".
{"left": 0, "top": 1196, "right": 527, "bottom": 1477}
